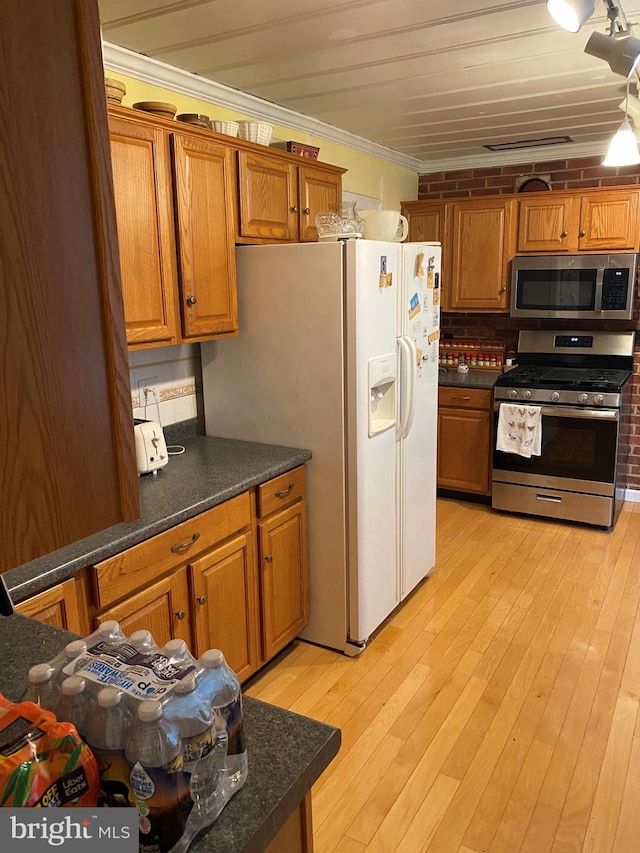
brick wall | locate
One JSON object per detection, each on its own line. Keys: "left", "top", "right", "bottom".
{"left": 429, "top": 153, "right": 640, "bottom": 492}
{"left": 418, "top": 155, "right": 640, "bottom": 199}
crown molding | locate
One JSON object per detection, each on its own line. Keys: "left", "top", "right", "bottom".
{"left": 101, "top": 41, "right": 425, "bottom": 172}
{"left": 420, "top": 139, "right": 607, "bottom": 174}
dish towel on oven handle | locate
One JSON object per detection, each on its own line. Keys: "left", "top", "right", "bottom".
{"left": 496, "top": 403, "right": 542, "bottom": 458}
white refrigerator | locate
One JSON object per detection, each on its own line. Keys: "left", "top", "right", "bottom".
{"left": 201, "top": 239, "right": 441, "bottom": 654}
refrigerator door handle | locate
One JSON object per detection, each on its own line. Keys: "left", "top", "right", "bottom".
{"left": 397, "top": 336, "right": 417, "bottom": 440}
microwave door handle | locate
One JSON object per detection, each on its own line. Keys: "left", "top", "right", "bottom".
{"left": 594, "top": 266, "right": 604, "bottom": 312}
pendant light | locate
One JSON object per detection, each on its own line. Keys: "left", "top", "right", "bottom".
{"left": 603, "top": 79, "right": 640, "bottom": 165}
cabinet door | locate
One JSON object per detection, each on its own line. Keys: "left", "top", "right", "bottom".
{"left": 0, "top": 0, "right": 140, "bottom": 573}
{"left": 578, "top": 191, "right": 640, "bottom": 251}
{"left": 403, "top": 202, "right": 451, "bottom": 310}
{"left": 237, "top": 151, "right": 297, "bottom": 240}
{"left": 517, "top": 195, "right": 578, "bottom": 253}
{"left": 258, "top": 501, "right": 308, "bottom": 660}
{"left": 95, "top": 567, "right": 191, "bottom": 649}
{"left": 109, "top": 118, "right": 179, "bottom": 347}
{"left": 437, "top": 407, "right": 491, "bottom": 494}
{"left": 15, "top": 579, "right": 83, "bottom": 634}
{"left": 172, "top": 134, "right": 238, "bottom": 339}
{"left": 297, "top": 165, "right": 342, "bottom": 241}
{"left": 450, "top": 199, "right": 516, "bottom": 311}
{"left": 190, "top": 533, "right": 260, "bottom": 683}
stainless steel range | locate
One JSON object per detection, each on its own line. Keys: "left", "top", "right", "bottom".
{"left": 492, "top": 330, "right": 635, "bottom": 528}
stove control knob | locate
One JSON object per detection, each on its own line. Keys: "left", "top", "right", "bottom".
{"left": 523, "top": 390, "right": 532, "bottom": 400}
{"left": 594, "top": 394, "right": 605, "bottom": 405}
{"left": 578, "top": 393, "right": 589, "bottom": 404}
{"left": 550, "top": 391, "right": 560, "bottom": 403}
{"left": 508, "top": 389, "right": 518, "bottom": 399}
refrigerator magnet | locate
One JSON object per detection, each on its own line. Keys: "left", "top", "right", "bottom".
{"left": 428, "top": 329, "right": 440, "bottom": 343}
{"left": 409, "top": 292, "right": 421, "bottom": 318}
{"left": 433, "top": 289, "right": 440, "bottom": 306}
{"left": 379, "top": 255, "right": 392, "bottom": 289}
{"left": 414, "top": 251, "right": 425, "bottom": 279}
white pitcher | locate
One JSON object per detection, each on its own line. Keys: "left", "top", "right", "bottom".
{"left": 359, "top": 209, "right": 409, "bottom": 242}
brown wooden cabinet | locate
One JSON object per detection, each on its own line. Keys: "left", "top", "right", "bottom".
{"left": 517, "top": 188, "right": 640, "bottom": 254}
{"left": 190, "top": 532, "right": 260, "bottom": 683}
{"left": 450, "top": 198, "right": 516, "bottom": 311}
{"left": 16, "top": 579, "right": 84, "bottom": 634}
{"left": 402, "top": 200, "right": 451, "bottom": 309}
{"left": 0, "top": 0, "right": 139, "bottom": 574}
{"left": 237, "top": 150, "right": 343, "bottom": 243}
{"left": 437, "top": 387, "right": 493, "bottom": 495}
{"left": 88, "top": 469, "right": 307, "bottom": 683}
{"left": 109, "top": 109, "right": 239, "bottom": 348}
{"left": 109, "top": 117, "right": 180, "bottom": 347}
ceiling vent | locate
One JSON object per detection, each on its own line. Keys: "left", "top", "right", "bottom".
{"left": 484, "top": 136, "right": 574, "bottom": 151}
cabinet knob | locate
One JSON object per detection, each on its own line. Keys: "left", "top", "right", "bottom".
{"left": 291, "top": 205, "right": 299, "bottom": 213}
{"left": 498, "top": 286, "right": 507, "bottom": 293}
{"left": 303, "top": 207, "right": 311, "bottom": 215}
{"left": 171, "top": 532, "right": 200, "bottom": 553}
{"left": 175, "top": 609, "right": 186, "bottom": 620}
{"left": 186, "top": 295, "right": 197, "bottom": 306}
{"left": 579, "top": 230, "right": 586, "bottom": 237}
{"left": 197, "top": 595, "right": 207, "bottom": 605}
{"left": 265, "top": 554, "right": 273, "bottom": 563}
{"left": 560, "top": 230, "right": 568, "bottom": 238}
{"left": 275, "top": 483, "right": 294, "bottom": 497}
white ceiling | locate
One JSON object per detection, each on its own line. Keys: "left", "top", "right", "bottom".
{"left": 98, "top": 0, "right": 640, "bottom": 172}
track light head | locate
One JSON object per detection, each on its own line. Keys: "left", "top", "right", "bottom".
{"left": 546, "top": 0, "right": 597, "bottom": 32}
{"left": 585, "top": 30, "right": 640, "bottom": 77}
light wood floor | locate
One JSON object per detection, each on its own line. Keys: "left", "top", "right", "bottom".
{"left": 245, "top": 497, "right": 640, "bottom": 853}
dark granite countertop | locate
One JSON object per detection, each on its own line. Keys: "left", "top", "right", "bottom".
{"left": 438, "top": 367, "right": 501, "bottom": 390}
{"left": 0, "top": 614, "right": 341, "bottom": 853}
{"left": 6, "top": 436, "right": 311, "bottom": 603}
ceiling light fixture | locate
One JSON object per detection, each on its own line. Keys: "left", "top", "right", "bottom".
{"left": 546, "top": 0, "right": 597, "bottom": 32}
{"left": 603, "top": 78, "right": 640, "bottom": 165}
{"left": 585, "top": 30, "right": 640, "bottom": 76}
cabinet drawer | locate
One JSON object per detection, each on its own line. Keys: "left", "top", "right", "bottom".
{"left": 257, "top": 466, "right": 305, "bottom": 517}
{"left": 439, "top": 386, "right": 492, "bottom": 410}
{"left": 94, "top": 492, "right": 252, "bottom": 608}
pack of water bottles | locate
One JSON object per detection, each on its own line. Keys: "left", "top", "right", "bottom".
{"left": 22, "top": 621, "right": 248, "bottom": 853}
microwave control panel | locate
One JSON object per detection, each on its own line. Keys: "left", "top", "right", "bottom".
{"left": 601, "top": 268, "right": 630, "bottom": 311}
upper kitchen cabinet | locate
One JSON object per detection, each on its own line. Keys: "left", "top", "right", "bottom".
{"left": 109, "top": 107, "right": 239, "bottom": 349}
{"left": 517, "top": 188, "right": 640, "bottom": 254}
{"left": 109, "top": 117, "right": 180, "bottom": 347}
{"left": 449, "top": 197, "right": 516, "bottom": 311}
{"left": 236, "top": 150, "right": 344, "bottom": 243}
{"left": 0, "top": 0, "right": 139, "bottom": 573}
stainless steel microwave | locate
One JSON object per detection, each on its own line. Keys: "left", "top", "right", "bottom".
{"left": 511, "top": 253, "right": 637, "bottom": 320}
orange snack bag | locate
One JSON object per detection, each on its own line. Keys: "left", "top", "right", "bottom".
{"left": 0, "top": 694, "right": 100, "bottom": 807}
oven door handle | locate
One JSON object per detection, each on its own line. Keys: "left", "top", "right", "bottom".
{"left": 493, "top": 403, "right": 618, "bottom": 420}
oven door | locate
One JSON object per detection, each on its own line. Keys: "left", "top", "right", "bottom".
{"left": 492, "top": 403, "right": 619, "bottom": 495}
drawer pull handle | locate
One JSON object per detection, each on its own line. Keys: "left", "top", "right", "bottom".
{"left": 175, "top": 609, "right": 186, "bottom": 620}
{"left": 275, "top": 484, "right": 294, "bottom": 497}
{"left": 265, "top": 554, "right": 273, "bottom": 563}
{"left": 197, "top": 595, "right": 207, "bottom": 605}
{"left": 452, "top": 395, "right": 471, "bottom": 401}
{"left": 171, "top": 532, "right": 200, "bottom": 553}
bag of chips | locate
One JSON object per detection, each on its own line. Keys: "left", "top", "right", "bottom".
{"left": 0, "top": 694, "right": 100, "bottom": 807}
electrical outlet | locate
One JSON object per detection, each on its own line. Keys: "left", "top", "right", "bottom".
{"left": 136, "top": 376, "right": 159, "bottom": 410}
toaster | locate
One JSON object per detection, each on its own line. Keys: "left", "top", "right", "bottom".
{"left": 134, "top": 419, "right": 168, "bottom": 475}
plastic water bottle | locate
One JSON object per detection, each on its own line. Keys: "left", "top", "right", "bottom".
{"left": 125, "top": 699, "right": 190, "bottom": 853}
{"left": 197, "top": 649, "right": 248, "bottom": 797}
{"left": 162, "top": 638, "right": 199, "bottom": 671}
{"left": 129, "top": 629, "right": 160, "bottom": 653}
{"left": 85, "top": 687, "right": 134, "bottom": 808}
{"left": 163, "top": 673, "right": 228, "bottom": 823}
{"left": 22, "top": 663, "right": 60, "bottom": 712}
{"left": 62, "top": 639, "right": 88, "bottom": 670}
{"left": 56, "top": 676, "right": 93, "bottom": 738}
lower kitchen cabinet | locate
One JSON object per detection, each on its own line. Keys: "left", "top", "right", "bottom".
{"left": 437, "top": 387, "right": 493, "bottom": 495}
{"left": 189, "top": 532, "right": 260, "bottom": 683}
{"left": 86, "top": 468, "right": 307, "bottom": 682}
{"left": 95, "top": 566, "right": 191, "bottom": 648}
{"left": 15, "top": 578, "right": 84, "bottom": 634}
